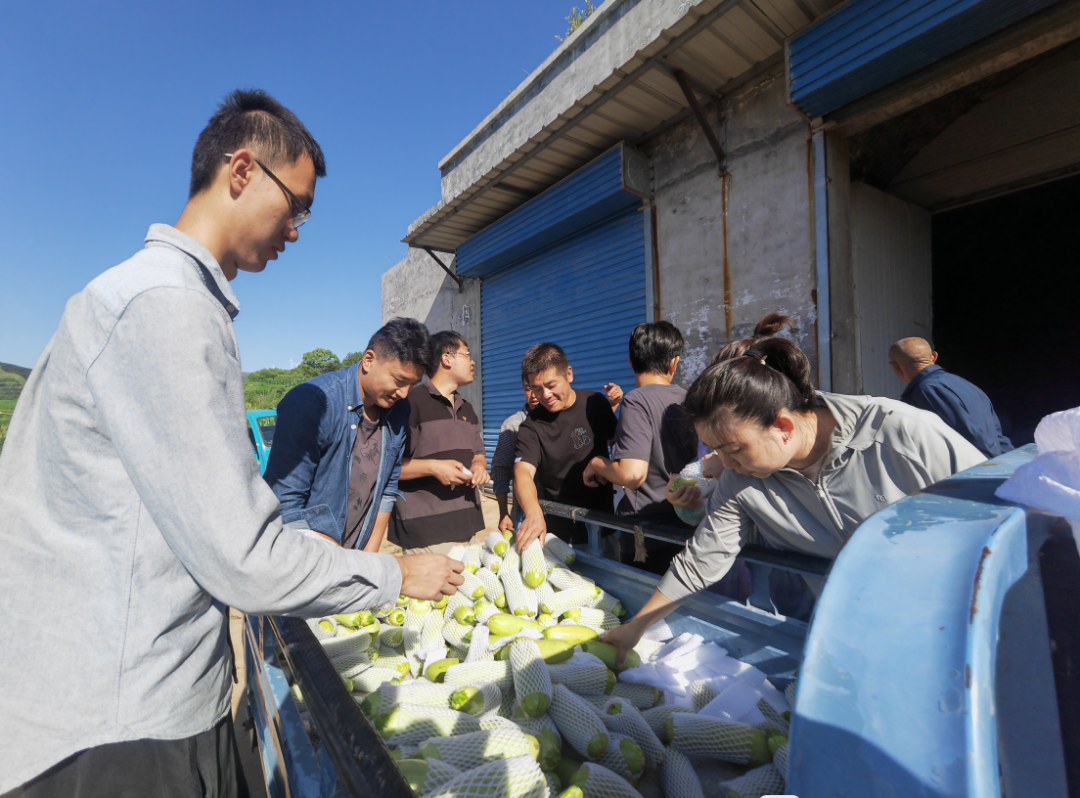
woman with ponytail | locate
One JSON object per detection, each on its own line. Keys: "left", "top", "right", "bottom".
{"left": 605, "top": 333, "right": 986, "bottom": 663}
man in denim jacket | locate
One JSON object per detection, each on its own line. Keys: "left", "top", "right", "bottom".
{"left": 265, "top": 318, "right": 431, "bottom": 551}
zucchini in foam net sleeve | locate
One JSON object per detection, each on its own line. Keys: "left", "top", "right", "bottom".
{"left": 639, "top": 705, "right": 693, "bottom": 737}
{"left": 601, "top": 698, "right": 665, "bottom": 770}
{"left": 561, "top": 762, "right": 644, "bottom": 798}
{"left": 460, "top": 570, "right": 487, "bottom": 601}
{"left": 422, "top": 753, "right": 547, "bottom": 798}
{"left": 546, "top": 653, "right": 611, "bottom": 696}
{"left": 375, "top": 703, "right": 481, "bottom": 747}
{"left": 349, "top": 667, "right": 403, "bottom": 694}
{"left": 721, "top": 763, "right": 786, "bottom": 798}
{"left": 543, "top": 586, "right": 599, "bottom": 619}
{"left": 595, "top": 733, "right": 645, "bottom": 784}
{"left": 416, "top": 727, "right": 540, "bottom": 771}
{"left": 445, "top": 660, "right": 515, "bottom": 692}
{"left": 478, "top": 567, "right": 507, "bottom": 609}
{"left": 549, "top": 684, "right": 609, "bottom": 761}
{"left": 451, "top": 681, "right": 504, "bottom": 716}
{"left": 466, "top": 623, "right": 495, "bottom": 663}
{"left": 395, "top": 758, "right": 461, "bottom": 795}
{"left": 502, "top": 567, "right": 538, "bottom": 618}
{"left": 543, "top": 536, "right": 576, "bottom": 566}
{"left": 547, "top": 568, "right": 593, "bottom": 592}
{"left": 485, "top": 531, "right": 510, "bottom": 557}
{"left": 521, "top": 539, "right": 548, "bottom": 587}
{"left": 659, "top": 748, "right": 704, "bottom": 798}
{"left": 510, "top": 638, "right": 554, "bottom": 718}
{"left": 663, "top": 713, "right": 771, "bottom": 767}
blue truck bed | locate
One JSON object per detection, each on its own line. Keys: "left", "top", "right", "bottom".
{"left": 243, "top": 445, "right": 1072, "bottom": 797}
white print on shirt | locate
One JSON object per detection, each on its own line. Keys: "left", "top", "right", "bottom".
{"left": 571, "top": 427, "right": 592, "bottom": 449}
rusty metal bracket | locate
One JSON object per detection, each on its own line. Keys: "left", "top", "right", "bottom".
{"left": 423, "top": 247, "right": 463, "bottom": 292}
{"left": 673, "top": 69, "right": 726, "bottom": 174}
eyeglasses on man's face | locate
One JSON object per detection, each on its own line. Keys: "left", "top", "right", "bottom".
{"left": 447, "top": 351, "right": 474, "bottom": 362}
{"left": 224, "top": 153, "right": 311, "bottom": 228}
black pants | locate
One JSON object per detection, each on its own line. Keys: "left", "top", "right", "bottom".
{"left": 5, "top": 716, "right": 248, "bottom": 798}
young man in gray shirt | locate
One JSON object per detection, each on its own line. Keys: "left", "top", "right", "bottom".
{"left": 583, "top": 321, "right": 698, "bottom": 562}
{"left": 0, "top": 90, "right": 463, "bottom": 797}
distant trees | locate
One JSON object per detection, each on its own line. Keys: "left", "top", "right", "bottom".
{"left": 302, "top": 348, "right": 341, "bottom": 374}
{"left": 244, "top": 348, "right": 359, "bottom": 410}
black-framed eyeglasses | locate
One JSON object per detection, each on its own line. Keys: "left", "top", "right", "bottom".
{"left": 224, "top": 153, "right": 311, "bottom": 228}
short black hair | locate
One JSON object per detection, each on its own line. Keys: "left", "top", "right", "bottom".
{"left": 367, "top": 318, "right": 432, "bottom": 373}
{"left": 629, "top": 321, "right": 684, "bottom": 375}
{"left": 521, "top": 343, "right": 569, "bottom": 383}
{"left": 188, "top": 89, "right": 327, "bottom": 198}
{"left": 427, "top": 331, "right": 467, "bottom": 377}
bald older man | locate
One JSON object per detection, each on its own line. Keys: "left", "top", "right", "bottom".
{"left": 888, "top": 338, "right": 1013, "bottom": 457}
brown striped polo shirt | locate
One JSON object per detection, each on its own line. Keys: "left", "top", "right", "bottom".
{"left": 389, "top": 375, "right": 486, "bottom": 549}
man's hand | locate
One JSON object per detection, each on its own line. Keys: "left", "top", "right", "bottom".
{"left": 498, "top": 513, "right": 515, "bottom": 532}
{"left": 603, "top": 382, "right": 623, "bottom": 410}
{"left": 582, "top": 457, "right": 610, "bottom": 488}
{"left": 602, "top": 619, "right": 647, "bottom": 671}
{"left": 467, "top": 458, "right": 490, "bottom": 488}
{"left": 666, "top": 474, "right": 703, "bottom": 509}
{"left": 429, "top": 460, "right": 472, "bottom": 487}
{"left": 395, "top": 554, "right": 465, "bottom": 601}
{"left": 516, "top": 511, "right": 547, "bottom": 552}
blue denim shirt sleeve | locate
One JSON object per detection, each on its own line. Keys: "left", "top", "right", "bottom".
{"left": 263, "top": 381, "right": 330, "bottom": 525}
{"left": 380, "top": 441, "right": 404, "bottom": 513}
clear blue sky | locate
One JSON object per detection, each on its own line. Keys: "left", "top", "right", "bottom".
{"left": 0, "top": 0, "right": 595, "bottom": 372}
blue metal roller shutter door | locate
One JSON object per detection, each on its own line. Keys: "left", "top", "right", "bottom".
{"left": 480, "top": 207, "right": 646, "bottom": 453}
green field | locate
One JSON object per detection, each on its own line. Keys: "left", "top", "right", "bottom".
{"left": 0, "top": 398, "right": 17, "bottom": 456}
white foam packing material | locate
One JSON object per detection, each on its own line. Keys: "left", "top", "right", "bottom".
{"left": 699, "top": 679, "right": 767, "bottom": 726}
{"left": 707, "top": 656, "right": 767, "bottom": 686}
{"left": 652, "top": 633, "right": 703, "bottom": 663}
{"left": 996, "top": 406, "right": 1080, "bottom": 555}
{"left": 663, "top": 689, "right": 696, "bottom": 710}
{"left": 660, "top": 642, "right": 730, "bottom": 673}
{"left": 618, "top": 663, "right": 672, "bottom": 693}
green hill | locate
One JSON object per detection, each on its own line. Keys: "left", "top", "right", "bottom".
{"left": 0, "top": 362, "right": 31, "bottom": 380}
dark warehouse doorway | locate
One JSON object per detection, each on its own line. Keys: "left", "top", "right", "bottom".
{"left": 932, "top": 174, "right": 1080, "bottom": 446}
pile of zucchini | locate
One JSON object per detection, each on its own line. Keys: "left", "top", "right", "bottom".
{"left": 302, "top": 533, "right": 792, "bottom": 798}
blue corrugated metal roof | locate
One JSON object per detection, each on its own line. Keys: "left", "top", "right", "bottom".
{"left": 789, "top": 0, "right": 1060, "bottom": 119}
{"left": 456, "top": 144, "right": 643, "bottom": 278}
{"left": 479, "top": 208, "right": 645, "bottom": 454}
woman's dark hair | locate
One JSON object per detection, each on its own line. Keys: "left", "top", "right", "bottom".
{"left": 685, "top": 336, "right": 816, "bottom": 434}
{"left": 367, "top": 318, "right": 432, "bottom": 373}
{"left": 629, "top": 321, "right": 684, "bottom": 375}
{"left": 427, "top": 331, "right": 468, "bottom": 377}
{"left": 189, "top": 88, "right": 326, "bottom": 197}
{"left": 712, "top": 313, "right": 797, "bottom": 364}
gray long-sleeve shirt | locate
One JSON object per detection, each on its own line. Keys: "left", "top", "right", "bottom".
{"left": 658, "top": 392, "right": 986, "bottom": 602}
{"left": 0, "top": 225, "right": 402, "bottom": 791}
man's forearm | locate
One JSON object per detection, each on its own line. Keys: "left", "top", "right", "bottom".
{"left": 496, "top": 493, "right": 511, "bottom": 518}
{"left": 514, "top": 469, "right": 542, "bottom": 516}
{"left": 399, "top": 458, "right": 433, "bottom": 480}
{"left": 363, "top": 512, "right": 391, "bottom": 553}
{"left": 590, "top": 456, "right": 648, "bottom": 490}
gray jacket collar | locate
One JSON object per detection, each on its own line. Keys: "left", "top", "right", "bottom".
{"left": 144, "top": 224, "right": 241, "bottom": 319}
{"left": 818, "top": 391, "right": 890, "bottom": 453}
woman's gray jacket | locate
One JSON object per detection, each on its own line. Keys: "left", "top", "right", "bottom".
{"left": 658, "top": 392, "right": 986, "bottom": 602}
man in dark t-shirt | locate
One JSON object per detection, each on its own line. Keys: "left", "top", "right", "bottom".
{"left": 514, "top": 342, "right": 619, "bottom": 558}
{"left": 582, "top": 321, "right": 698, "bottom": 568}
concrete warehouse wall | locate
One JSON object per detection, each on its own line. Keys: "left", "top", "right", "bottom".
{"left": 648, "top": 68, "right": 818, "bottom": 388}
{"left": 381, "top": 248, "right": 483, "bottom": 424}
